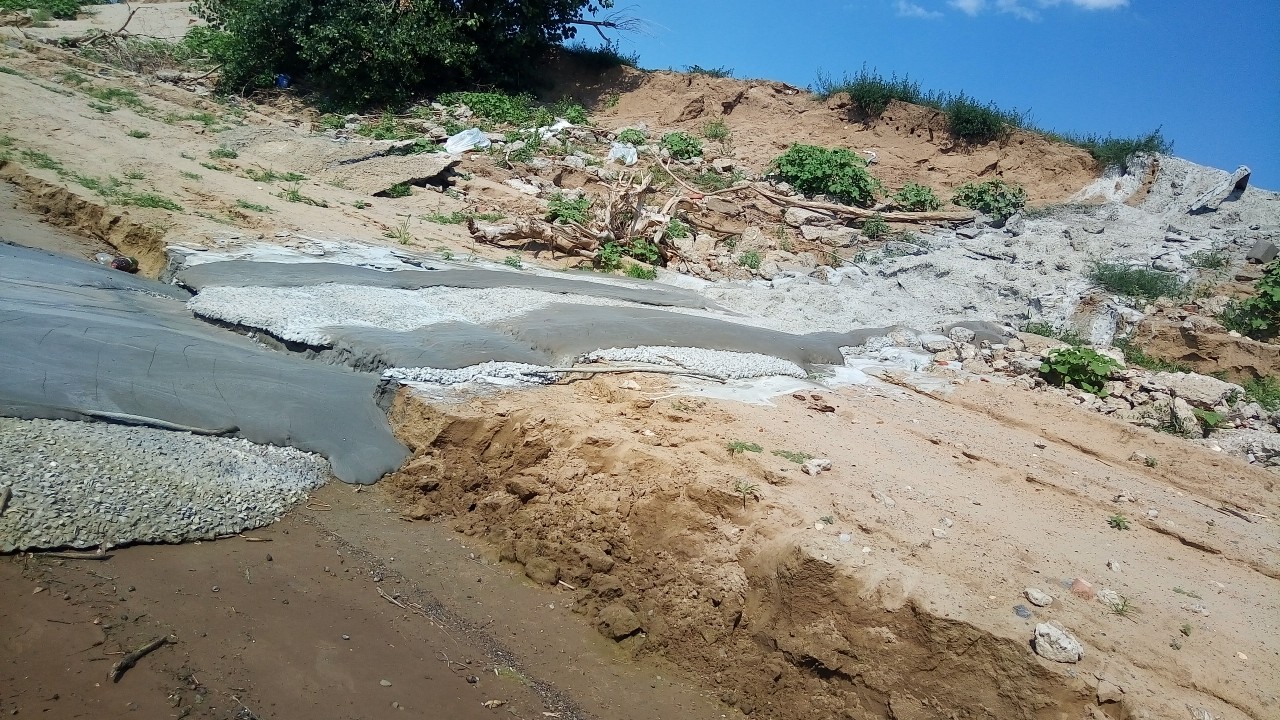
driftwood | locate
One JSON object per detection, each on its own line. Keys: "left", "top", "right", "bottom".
{"left": 38, "top": 550, "right": 113, "bottom": 560}
{"left": 57, "top": 4, "right": 146, "bottom": 48}
{"left": 750, "top": 185, "right": 975, "bottom": 224}
{"left": 468, "top": 218, "right": 598, "bottom": 259}
{"left": 109, "top": 635, "right": 173, "bottom": 683}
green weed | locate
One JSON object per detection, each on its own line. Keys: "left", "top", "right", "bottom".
{"left": 126, "top": 129, "right": 150, "bottom": 139}
{"left": 356, "top": 111, "right": 417, "bottom": 141}
{"left": 1243, "top": 376, "right": 1280, "bottom": 411}
{"left": 1186, "top": 247, "right": 1229, "bottom": 270}
{"left": 1172, "top": 587, "right": 1202, "bottom": 600}
{"left": 732, "top": 479, "right": 760, "bottom": 509}
{"left": 382, "top": 182, "right": 412, "bottom": 198}
{"left": 562, "top": 40, "right": 639, "bottom": 69}
{"left": 685, "top": 64, "right": 734, "bottom": 78}
{"left": 1049, "top": 128, "right": 1172, "bottom": 171}
{"left": 1108, "top": 513, "right": 1130, "bottom": 530}
{"left": 625, "top": 263, "right": 656, "bottom": 280}
{"left": 385, "top": 214, "right": 413, "bottom": 245}
{"left": 503, "top": 255, "right": 523, "bottom": 269}
{"left": 20, "top": 149, "right": 66, "bottom": 174}
{"left": 235, "top": 199, "right": 271, "bottom": 212}
{"left": 244, "top": 167, "right": 305, "bottom": 183}
{"left": 1090, "top": 262, "right": 1186, "bottom": 302}
{"left": 737, "top": 250, "right": 762, "bottom": 270}
{"left": 665, "top": 218, "right": 691, "bottom": 240}
{"left": 87, "top": 101, "right": 117, "bottom": 113}
{"left": 1114, "top": 338, "right": 1191, "bottom": 373}
{"left": 209, "top": 146, "right": 238, "bottom": 159}
{"left": 727, "top": 440, "right": 763, "bottom": 454}
{"left": 276, "top": 182, "right": 327, "bottom": 206}
{"left": 771, "top": 449, "right": 814, "bottom": 464}
{"left": 861, "top": 214, "right": 890, "bottom": 240}
{"left": 1020, "top": 321, "right": 1086, "bottom": 346}
{"left": 702, "top": 118, "right": 731, "bottom": 142}
{"left": 125, "top": 193, "right": 181, "bottom": 211}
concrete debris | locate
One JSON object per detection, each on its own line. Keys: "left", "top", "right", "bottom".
{"left": 1032, "top": 623, "right": 1084, "bottom": 663}
{"left": 800, "top": 458, "right": 832, "bottom": 476}
{"left": 1024, "top": 588, "right": 1054, "bottom": 607}
{"left": 1188, "top": 165, "right": 1251, "bottom": 214}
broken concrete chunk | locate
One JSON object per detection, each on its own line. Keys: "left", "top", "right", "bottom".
{"left": 1246, "top": 238, "right": 1278, "bottom": 264}
{"left": 1032, "top": 622, "right": 1084, "bottom": 663}
{"left": 1189, "top": 165, "right": 1251, "bottom": 214}
{"left": 955, "top": 226, "right": 984, "bottom": 239}
{"left": 801, "top": 458, "right": 832, "bottom": 476}
{"left": 326, "top": 154, "right": 458, "bottom": 196}
{"left": 1024, "top": 588, "right": 1053, "bottom": 607}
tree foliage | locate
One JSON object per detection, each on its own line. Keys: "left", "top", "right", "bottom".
{"left": 192, "top": 0, "right": 615, "bottom": 106}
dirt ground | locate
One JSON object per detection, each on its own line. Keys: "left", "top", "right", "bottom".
{"left": 2, "top": 5, "right": 1278, "bottom": 720}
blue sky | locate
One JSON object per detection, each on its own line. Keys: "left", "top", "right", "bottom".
{"left": 586, "top": 0, "right": 1280, "bottom": 188}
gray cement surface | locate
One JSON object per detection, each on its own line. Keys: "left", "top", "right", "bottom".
{"left": 0, "top": 243, "right": 407, "bottom": 484}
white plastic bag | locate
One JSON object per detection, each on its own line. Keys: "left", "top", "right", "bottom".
{"left": 607, "top": 142, "right": 638, "bottom": 166}
{"left": 444, "top": 127, "right": 491, "bottom": 154}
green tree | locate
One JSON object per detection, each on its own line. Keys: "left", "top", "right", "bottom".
{"left": 192, "top": 0, "right": 617, "bottom": 106}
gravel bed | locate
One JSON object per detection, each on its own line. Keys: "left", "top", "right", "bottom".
{"left": 0, "top": 418, "right": 330, "bottom": 552}
{"left": 583, "top": 346, "right": 807, "bottom": 379}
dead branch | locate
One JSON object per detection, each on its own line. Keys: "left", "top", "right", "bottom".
{"left": 108, "top": 635, "right": 173, "bottom": 683}
{"left": 750, "top": 185, "right": 975, "bottom": 224}
{"left": 38, "top": 550, "right": 113, "bottom": 561}
{"left": 468, "top": 218, "right": 597, "bottom": 259}
{"left": 377, "top": 586, "right": 406, "bottom": 609}
{"left": 59, "top": 4, "right": 146, "bottom": 48}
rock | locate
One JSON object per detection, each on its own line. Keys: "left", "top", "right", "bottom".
{"left": 1247, "top": 238, "right": 1278, "bottom": 264}
{"left": 1070, "top": 578, "right": 1094, "bottom": 600}
{"left": 1096, "top": 680, "right": 1125, "bottom": 705}
{"left": 1153, "top": 372, "right": 1242, "bottom": 409}
{"left": 784, "top": 207, "right": 833, "bottom": 227}
{"left": 956, "top": 226, "right": 984, "bottom": 239}
{"left": 1004, "top": 214, "right": 1026, "bottom": 236}
{"left": 561, "top": 155, "right": 587, "bottom": 169}
{"left": 379, "top": 679, "right": 393, "bottom": 687}
{"left": 711, "top": 158, "right": 735, "bottom": 173}
{"left": 919, "top": 334, "right": 954, "bottom": 353}
{"left": 597, "top": 603, "right": 642, "bottom": 640}
{"left": 504, "top": 178, "right": 541, "bottom": 196}
{"left": 1107, "top": 559, "right": 1122, "bottom": 573}
{"left": 704, "top": 196, "right": 740, "bottom": 216}
{"left": 871, "top": 490, "right": 896, "bottom": 509}
{"left": 1032, "top": 623, "right": 1084, "bottom": 663}
{"left": 801, "top": 458, "right": 832, "bottom": 476}
{"left": 1024, "top": 588, "right": 1054, "bottom": 607}
{"left": 1189, "top": 165, "right": 1251, "bottom": 214}
{"left": 1096, "top": 587, "right": 1121, "bottom": 607}
{"left": 523, "top": 557, "right": 559, "bottom": 585}
{"left": 931, "top": 528, "right": 947, "bottom": 539}
{"left": 800, "top": 225, "right": 856, "bottom": 247}
{"left": 948, "top": 326, "right": 977, "bottom": 344}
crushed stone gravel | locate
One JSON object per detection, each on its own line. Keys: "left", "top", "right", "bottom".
{"left": 0, "top": 417, "right": 329, "bottom": 552}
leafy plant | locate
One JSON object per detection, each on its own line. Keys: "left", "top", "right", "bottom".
{"left": 1191, "top": 408, "right": 1224, "bottom": 435}
{"left": 1217, "top": 261, "right": 1280, "bottom": 340}
{"left": 665, "top": 218, "right": 690, "bottom": 240}
{"left": 126, "top": 129, "right": 150, "bottom": 139}
{"left": 627, "top": 239, "right": 661, "bottom": 264}
{"left": 1090, "top": 262, "right": 1186, "bottom": 303}
{"left": 1107, "top": 513, "right": 1130, "bottom": 530}
{"left": 737, "top": 250, "right": 762, "bottom": 270}
{"left": 1051, "top": 128, "right": 1172, "bottom": 171}
{"left": 702, "top": 118, "right": 730, "bottom": 142}
{"left": 732, "top": 479, "right": 759, "bottom": 509}
{"left": 770, "top": 144, "right": 882, "bottom": 207}
{"left": 945, "top": 93, "right": 1018, "bottom": 145}
{"left": 660, "top": 132, "right": 703, "bottom": 161}
{"left": 503, "top": 255, "right": 523, "bottom": 269}
{"left": 436, "top": 246, "right": 455, "bottom": 260}
{"left": 861, "top": 214, "right": 890, "bottom": 240}
{"left": 1039, "top": 346, "right": 1120, "bottom": 396}
{"left": 1144, "top": 456, "right": 1158, "bottom": 468}
{"left": 771, "top": 449, "right": 814, "bottom": 464}
{"left": 352, "top": 200, "right": 369, "bottom": 209}
{"left": 235, "top": 199, "right": 271, "bottom": 212}
{"left": 596, "top": 241, "right": 624, "bottom": 273}
{"left": 356, "top": 111, "right": 416, "bottom": 140}
{"left": 818, "top": 515, "right": 835, "bottom": 525}
{"left": 624, "top": 263, "right": 656, "bottom": 280}
{"left": 1243, "top": 376, "right": 1280, "bottom": 412}
{"left": 383, "top": 182, "right": 412, "bottom": 198}
{"left": 727, "top": 440, "right": 763, "bottom": 454}
{"left": 890, "top": 182, "right": 941, "bottom": 211}
{"left": 951, "top": 179, "right": 1026, "bottom": 222}
{"left": 317, "top": 113, "right": 347, "bottom": 130}
{"left": 616, "top": 128, "right": 646, "bottom": 146}
{"left": 546, "top": 192, "right": 591, "bottom": 224}
{"left": 209, "top": 146, "right": 238, "bottom": 159}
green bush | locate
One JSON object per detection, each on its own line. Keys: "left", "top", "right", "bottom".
{"left": 191, "top": 0, "right": 616, "bottom": 107}
{"left": 738, "top": 250, "right": 762, "bottom": 270}
{"left": 1039, "top": 347, "right": 1120, "bottom": 396}
{"left": 1114, "top": 338, "right": 1191, "bottom": 373}
{"left": 562, "top": 40, "right": 638, "bottom": 69}
{"left": 890, "top": 182, "right": 941, "bottom": 212}
{"left": 660, "top": 132, "right": 703, "bottom": 160}
{"left": 945, "top": 93, "right": 1022, "bottom": 145}
{"left": 684, "top": 64, "right": 733, "bottom": 78}
{"left": 625, "top": 263, "right": 656, "bottom": 280}
{"left": 770, "top": 144, "right": 882, "bottom": 207}
{"left": 596, "top": 241, "right": 624, "bottom": 272}
{"left": 814, "top": 66, "right": 924, "bottom": 118}
{"left": 0, "top": 0, "right": 82, "bottom": 20}
{"left": 1218, "top": 261, "right": 1280, "bottom": 340}
{"left": 616, "top": 128, "right": 646, "bottom": 145}
{"left": 1090, "top": 262, "right": 1186, "bottom": 303}
{"left": 950, "top": 179, "right": 1026, "bottom": 222}
{"left": 861, "top": 215, "right": 889, "bottom": 240}
{"left": 664, "top": 218, "right": 690, "bottom": 240}
{"left": 436, "top": 91, "right": 586, "bottom": 127}
{"left": 1052, "top": 128, "right": 1172, "bottom": 171}
{"left": 702, "top": 118, "right": 730, "bottom": 142}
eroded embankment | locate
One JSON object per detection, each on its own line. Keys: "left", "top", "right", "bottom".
{"left": 384, "top": 382, "right": 1095, "bottom": 720}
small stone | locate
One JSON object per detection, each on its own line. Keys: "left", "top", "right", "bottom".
{"left": 931, "top": 528, "right": 947, "bottom": 539}
{"left": 466, "top": 675, "right": 479, "bottom": 684}
{"left": 801, "top": 458, "right": 832, "bottom": 476}
{"left": 1096, "top": 680, "right": 1124, "bottom": 704}
{"left": 597, "top": 602, "right": 643, "bottom": 640}
{"left": 33, "top": 586, "right": 45, "bottom": 594}
{"left": 379, "top": 679, "right": 393, "bottom": 687}
{"left": 1032, "top": 622, "right": 1084, "bottom": 663}
{"left": 211, "top": 586, "right": 219, "bottom": 593}
{"left": 1070, "top": 578, "right": 1094, "bottom": 600}
{"left": 1013, "top": 604, "right": 1032, "bottom": 618}
{"left": 1107, "top": 559, "right": 1122, "bottom": 573}
{"left": 342, "top": 634, "right": 350, "bottom": 640}
{"left": 1024, "top": 588, "right": 1053, "bottom": 607}
{"left": 1096, "top": 587, "right": 1121, "bottom": 607}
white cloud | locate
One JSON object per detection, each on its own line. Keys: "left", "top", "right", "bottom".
{"left": 949, "top": 0, "right": 985, "bottom": 14}
{"left": 1042, "top": 0, "right": 1129, "bottom": 8}
{"left": 896, "top": 0, "right": 944, "bottom": 19}
{"left": 997, "top": 0, "right": 1038, "bottom": 19}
